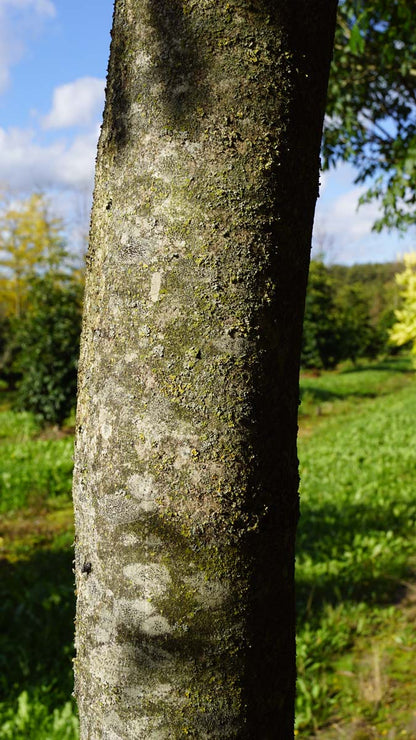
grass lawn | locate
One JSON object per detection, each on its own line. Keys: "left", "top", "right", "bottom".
{"left": 0, "top": 407, "right": 78, "bottom": 740}
{"left": 297, "top": 357, "right": 416, "bottom": 737}
{"left": 1, "top": 356, "right": 415, "bottom": 738}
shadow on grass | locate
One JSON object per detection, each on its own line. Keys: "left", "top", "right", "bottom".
{"left": 296, "top": 499, "right": 412, "bottom": 623}
{"left": 0, "top": 548, "right": 75, "bottom": 706}
{"left": 341, "top": 359, "right": 415, "bottom": 375}
{"left": 300, "top": 359, "right": 415, "bottom": 407}
{"left": 300, "top": 385, "right": 377, "bottom": 405}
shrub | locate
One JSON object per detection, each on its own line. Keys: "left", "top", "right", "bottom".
{"left": 12, "top": 275, "right": 82, "bottom": 426}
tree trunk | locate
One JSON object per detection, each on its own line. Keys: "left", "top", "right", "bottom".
{"left": 73, "top": 1, "right": 337, "bottom": 737}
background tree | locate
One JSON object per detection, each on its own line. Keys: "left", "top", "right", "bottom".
{"left": 12, "top": 274, "right": 82, "bottom": 426}
{"left": 324, "top": 0, "right": 416, "bottom": 232}
{"left": 302, "top": 260, "right": 402, "bottom": 370}
{"left": 0, "top": 191, "right": 82, "bottom": 407}
{"left": 72, "top": 0, "right": 338, "bottom": 737}
{"left": 0, "top": 192, "right": 68, "bottom": 318}
{"left": 389, "top": 252, "right": 416, "bottom": 359}
{"left": 301, "top": 260, "right": 342, "bottom": 369}
{"left": 334, "top": 282, "right": 375, "bottom": 364}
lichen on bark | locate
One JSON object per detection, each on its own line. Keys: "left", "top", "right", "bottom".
{"left": 72, "top": 0, "right": 338, "bottom": 737}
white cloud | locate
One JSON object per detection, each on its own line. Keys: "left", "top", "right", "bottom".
{"left": 313, "top": 172, "right": 416, "bottom": 265}
{"left": 0, "top": 124, "right": 100, "bottom": 191}
{"left": 314, "top": 182, "right": 375, "bottom": 257}
{"left": 0, "top": 0, "right": 56, "bottom": 93}
{"left": 326, "top": 186, "right": 380, "bottom": 240}
{"left": 313, "top": 164, "right": 384, "bottom": 262}
{"left": 0, "top": 72, "right": 104, "bottom": 194}
{"left": 42, "top": 77, "right": 105, "bottom": 129}
{"left": 0, "top": 0, "right": 55, "bottom": 14}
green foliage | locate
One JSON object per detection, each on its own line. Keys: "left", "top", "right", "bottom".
{"left": 0, "top": 316, "right": 17, "bottom": 388}
{"left": 12, "top": 275, "right": 82, "bottom": 426}
{"left": 301, "top": 260, "right": 342, "bottom": 369}
{"left": 324, "top": 0, "right": 416, "bottom": 231}
{"left": 300, "top": 356, "right": 414, "bottom": 419}
{"left": 0, "top": 408, "right": 41, "bottom": 440}
{"left": 334, "top": 282, "right": 377, "bottom": 363}
{"left": 389, "top": 252, "right": 416, "bottom": 359}
{"left": 0, "top": 192, "right": 70, "bottom": 318}
{"left": 0, "top": 388, "right": 74, "bottom": 515}
{"left": 296, "top": 357, "right": 416, "bottom": 732}
{"left": 0, "top": 693, "right": 78, "bottom": 740}
{"left": 302, "top": 260, "right": 399, "bottom": 369}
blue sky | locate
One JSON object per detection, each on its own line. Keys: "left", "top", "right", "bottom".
{"left": 0, "top": 0, "right": 414, "bottom": 264}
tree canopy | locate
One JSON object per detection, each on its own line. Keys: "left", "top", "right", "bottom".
{"left": 324, "top": 0, "right": 416, "bottom": 232}
{"left": 0, "top": 191, "right": 83, "bottom": 425}
{"left": 12, "top": 273, "right": 82, "bottom": 425}
{"left": 389, "top": 253, "right": 416, "bottom": 359}
{"left": 301, "top": 259, "right": 400, "bottom": 369}
{"left": 0, "top": 192, "right": 69, "bottom": 318}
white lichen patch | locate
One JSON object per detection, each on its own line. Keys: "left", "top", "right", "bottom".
{"left": 126, "top": 718, "right": 170, "bottom": 740}
{"left": 141, "top": 614, "right": 172, "bottom": 636}
{"left": 120, "top": 686, "right": 145, "bottom": 702}
{"left": 101, "top": 423, "right": 112, "bottom": 441}
{"left": 89, "top": 644, "right": 174, "bottom": 691}
{"left": 127, "top": 473, "right": 158, "bottom": 512}
{"left": 152, "top": 140, "right": 180, "bottom": 179}
{"left": 184, "top": 574, "right": 228, "bottom": 608}
{"left": 93, "top": 605, "right": 115, "bottom": 645}
{"left": 123, "top": 563, "right": 171, "bottom": 598}
{"left": 89, "top": 645, "right": 139, "bottom": 686}
{"left": 151, "top": 344, "right": 164, "bottom": 358}
{"left": 173, "top": 443, "right": 193, "bottom": 470}
{"left": 134, "top": 413, "right": 200, "bottom": 466}
{"left": 150, "top": 271, "right": 162, "bottom": 302}
{"left": 102, "top": 710, "right": 168, "bottom": 740}
{"left": 116, "top": 598, "right": 156, "bottom": 624}
{"left": 153, "top": 683, "right": 173, "bottom": 699}
{"left": 122, "top": 532, "right": 140, "bottom": 546}
{"left": 125, "top": 352, "right": 139, "bottom": 363}
{"left": 97, "top": 492, "right": 144, "bottom": 525}
{"left": 183, "top": 140, "right": 203, "bottom": 158}
{"left": 99, "top": 407, "right": 113, "bottom": 441}
{"left": 143, "top": 534, "right": 163, "bottom": 550}
{"left": 134, "top": 418, "right": 166, "bottom": 460}
{"left": 95, "top": 625, "right": 113, "bottom": 644}
{"left": 101, "top": 725, "right": 125, "bottom": 740}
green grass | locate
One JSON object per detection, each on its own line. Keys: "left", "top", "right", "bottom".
{"left": 0, "top": 409, "right": 41, "bottom": 440}
{"left": 0, "top": 398, "right": 78, "bottom": 740}
{"left": 0, "top": 405, "right": 74, "bottom": 513}
{"left": 0, "top": 437, "right": 74, "bottom": 513}
{"left": 300, "top": 356, "right": 414, "bottom": 417}
{"left": 296, "top": 356, "right": 416, "bottom": 736}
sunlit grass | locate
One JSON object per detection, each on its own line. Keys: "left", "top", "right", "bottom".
{"left": 296, "top": 356, "right": 416, "bottom": 734}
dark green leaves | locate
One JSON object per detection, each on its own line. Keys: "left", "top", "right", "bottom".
{"left": 12, "top": 275, "right": 82, "bottom": 426}
{"left": 324, "top": 0, "right": 416, "bottom": 232}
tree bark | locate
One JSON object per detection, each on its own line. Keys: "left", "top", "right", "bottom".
{"left": 73, "top": 1, "right": 337, "bottom": 737}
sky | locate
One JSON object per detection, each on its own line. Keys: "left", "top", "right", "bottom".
{"left": 0, "top": 0, "right": 414, "bottom": 264}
